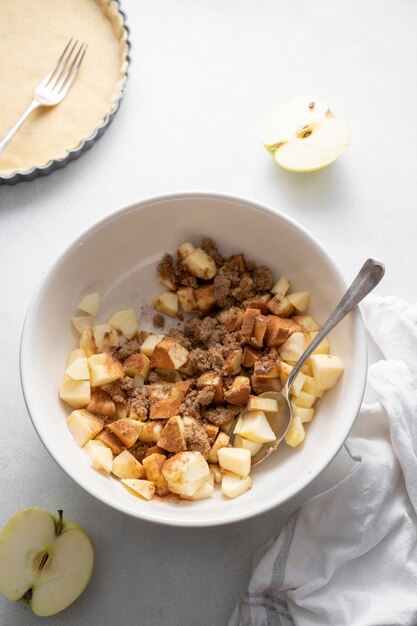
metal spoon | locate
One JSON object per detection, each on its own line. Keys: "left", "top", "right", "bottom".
{"left": 229, "top": 258, "right": 385, "bottom": 466}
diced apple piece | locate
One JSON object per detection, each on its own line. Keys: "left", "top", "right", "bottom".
{"left": 235, "top": 410, "right": 276, "bottom": 443}
{"left": 142, "top": 453, "right": 169, "bottom": 496}
{"left": 271, "top": 276, "right": 290, "bottom": 296}
{"left": 177, "top": 287, "right": 198, "bottom": 312}
{"left": 243, "top": 294, "right": 271, "bottom": 315}
{"left": 287, "top": 292, "right": 310, "bottom": 313}
{"left": 108, "top": 307, "right": 138, "bottom": 340}
{"left": 218, "top": 447, "right": 251, "bottom": 477}
{"left": 224, "top": 348, "right": 243, "bottom": 376}
{"left": 153, "top": 291, "right": 179, "bottom": 318}
{"left": 279, "top": 332, "right": 305, "bottom": 361}
{"left": 250, "top": 315, "right": 269, "bottom": 348}
{"left": 181, "top": 473, "right": 214, "bottom": 500}
{"left": 140, "top": 334, "right": 165, "bottom": 357}
{"left": 182, "top": 248, "right": 217, "bottom": 280}
{"left": 290, "top": 372, "right": 306, "bottom": 397}
{"left": 224, "top": 376, "right": 251, "bottom": 406}
{"left": 78, "top": 292, "right": 100, "bottom": 316}
{"left": 66, "top": 409, "right": 103, "bottom": 446}
{"left": 65, "top": 357, "right": 90, "bottom": 381}
{"left": 309, "top": 332, "right": 330, "bottom": 355}
{"left": 250, "top": 375, "right": 281, "bottom": 394}
{"left": 216, "top": 307, "right": 244, "bottom": 331}
{"left": 234, "top": 434, "right": 263, "bottom": 457}
{"left": 247, "top": 396, "right": 279, "bottom": 413}
{"left": 291, "top": 391, "right": 316, "bottom": 408}
{"left": 136, "top": 421, "right": 163, "bottom": 443}
{"left": 144, "top": 445, "right": 166, "bottom": 457}
{"left": 108, "top": 418, "right": 140, "bottom": 447}
{"left": 155, "top": 368, "right": 182, "bottom": 383}
{"left": 222, "top": 472, "right": 252, "bottom": 499}
{"left": 207, "top": 432, "right": 230, "bottom": 464}
{"left": 209, "top": 464, "right": 223, "bottom": 484}
{"left": 204, "top": 423, "right": 219, "bottom": 441}
{"left": 300, "top": 361, "right": 313, "bottom": 376}
{"left": 241, "top": 308, "right": 261, "bottom": 338}
{"left": 171, "top": 380, "right": 194, "bottom": 400}
{"left": 146, "top": 383, "right": 172, "bottom": 402}
{"left": 112, "top": 450, "right": 144, "bottom": 479}
{"left": 123, "top": 353, "right": 150, "bottom": 379}
{"left": 93, "top": 324, "right": 119, "bottom": 352}
{"left": 197, "top": 371, "right": 224, "bottom": 404}
{"left": 160, "top": 274, "right": 176, "bottom": 291}
{"left": 310, "top": 354, "right": 344, "bottom": 391}
{"left": 79, "top": 327, "right": 98, "bottom": 356}
{"left": 162, "top": 451, "right": 210, "bottom": 496}
{"left": 87, "top": 390, "right": 116, "bottom": 417}
{"left": 253, "top": 360, "right": 280, "bottom": 378}
{"left": 157, "top": 416, "right": 186, "bottom": 452}
{"left": 115, "top": 402, "right": 129, "bottom": 420}
{"left": 194, "top": 285, "right": 216, "bottom": 313}
{"left": 177, "top": 242, "right": 195, "bottom": 260}
{"left": 150, "top": 398, "right": 182, "bottom": 420}
{"left": 239, "top": 273, "right": 254, "bottom": 294}
{"left": 59, "top": 379, "right": 91, "bottom": 409}
{"left": 84, "top": 440, "right": 113, "bottom": 473}
{"left": 302, "top": 375, "right": 324, "bottom": 398}
{"left": 131, "top": 375, "right": 143, "bottom": 390}
{"left": 66, "top": 348, "right": 86, "bottom": 367}
{"left": 267, "top": 294, "right": 294, "bottom": 318}
{"left": 220, "top": 419, "right": 235, "bottom": 435}
{"left": 279, "top": 361, "right": 293, "bottom": 384}
{"left": 150, "top": 338, "right": 189, "bottom": 370}
{"left": 292, "top": 405, "right": 315, "bottom": 424}
{"left": 292, "top": 315, "right": 320, "bottom": 332}
{"left": 88, "top": 353, "right": 124, "bottom": 387}
{"left": 242, "top": 346, "right": 260, "bottom": 368}
{"left": 72, "top": 315, "right": 94, "bottom": 335}
{"left": 265, "top": 316, "right": 301, "bottom": 347}
{"left": 95, "top": 429, "right": 125, "bottom": 455}
{"left": 285, "top": 416, "right": 305, "bottom": 447}
{"left": 122, "top": 479, "right": 155, "bottom": 500}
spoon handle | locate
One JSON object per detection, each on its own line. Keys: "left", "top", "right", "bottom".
{"left": 286, "top": 258, "right": 385, "bottom": 393}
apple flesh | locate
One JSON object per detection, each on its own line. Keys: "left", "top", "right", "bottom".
{"left": 262, "top": 96, "right": 350, "bottom": 172}
{"left": 0, "top": 509, "right": 94, "bottom": 617}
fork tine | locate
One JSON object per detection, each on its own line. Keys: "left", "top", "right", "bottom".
{"left": 57, "top": 43, "right": 87, "bottom": 95}
{"left": 50, "top": 39, "right": 79, "bottom": 90}
{"left": 40, "top": 38, "right": 73, "bottom": 87}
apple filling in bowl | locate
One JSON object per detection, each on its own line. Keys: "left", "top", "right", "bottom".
{"left": 59, "top": 239, "right": 344, "bottom": 502}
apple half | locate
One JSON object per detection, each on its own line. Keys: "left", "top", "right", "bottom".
{"left": 262, "top": 96, "right": 350, "bottom": 172}
{"left": 0, "top": 508, "right": 94, "bottom": 616}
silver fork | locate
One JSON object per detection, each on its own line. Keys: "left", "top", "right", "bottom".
{"left": 0, "top": 39, "right": 87, "bottom": 157}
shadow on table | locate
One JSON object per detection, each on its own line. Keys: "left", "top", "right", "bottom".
{"left": 37, "top": 446, "right": 354, "bottom": 626}
{"left": 262, "top": 158, "right": 355, "bottom": 215}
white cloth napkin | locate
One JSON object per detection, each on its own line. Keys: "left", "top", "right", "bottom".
{"left": 230, "top": 295, "right": 417, "bottom": 626}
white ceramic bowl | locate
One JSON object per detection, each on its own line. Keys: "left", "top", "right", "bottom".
{"left": 20, "top": 192, "right": 367, "bottom": 527}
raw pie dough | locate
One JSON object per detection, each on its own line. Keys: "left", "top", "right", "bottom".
{"left": 0, "top": 0, "right": 128, "bottom": 176}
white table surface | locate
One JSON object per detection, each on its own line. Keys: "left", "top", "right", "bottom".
{"left": 1, "top": 1, "right": 415, "bottom": 624}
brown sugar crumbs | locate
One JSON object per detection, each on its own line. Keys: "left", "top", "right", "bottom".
{"left": 153, "top": 313, "right": 165, "bottom": 328}
{"left": 62, "top": 236, "right": 331, "bottom": 503}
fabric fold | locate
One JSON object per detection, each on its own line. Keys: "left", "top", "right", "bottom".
{"left": 231, "top": 296, "right": 417, "bottom": 626}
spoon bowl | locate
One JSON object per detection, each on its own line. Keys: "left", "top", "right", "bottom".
{"left": 229, "top": 391, "right": 291, "bottom": 467}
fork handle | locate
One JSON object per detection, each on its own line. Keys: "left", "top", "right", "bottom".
{"left": 0, "top": 100, "right": 40, "bottom": 157}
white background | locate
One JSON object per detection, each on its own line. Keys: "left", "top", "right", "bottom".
{"left": 1, "top": 1, "right": 416, "bottom": 624}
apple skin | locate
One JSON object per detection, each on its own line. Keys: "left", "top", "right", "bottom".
{"left": 262, "top": 95, "right": 350, "bottom": 172}
{"left": 0, "top": 508, "right": 94, "bottom": 617}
